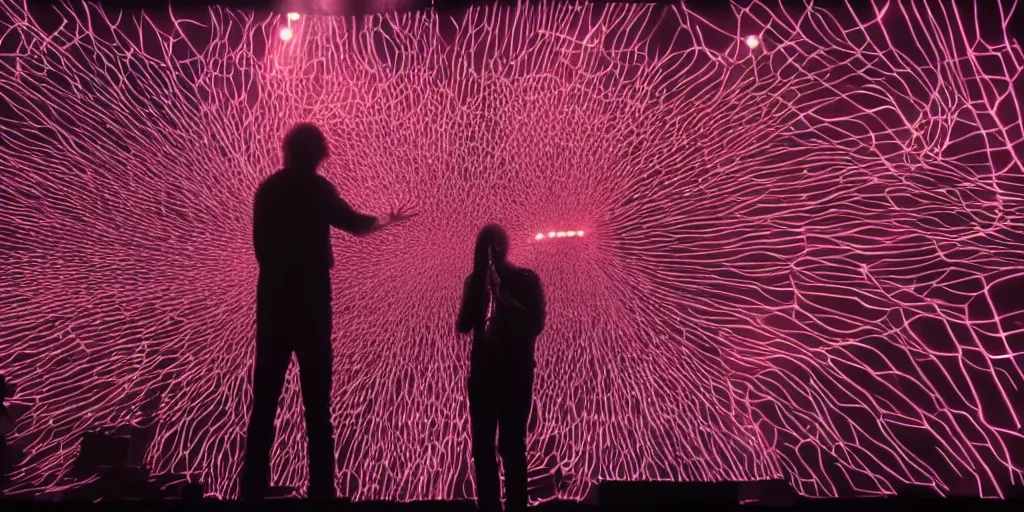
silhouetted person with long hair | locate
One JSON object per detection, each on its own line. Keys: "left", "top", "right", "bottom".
{"left": 457, "top": 225, "right": 546, "bottom": 512}
{"left": 243, "top": 123, "right": 413, "bottom": 501}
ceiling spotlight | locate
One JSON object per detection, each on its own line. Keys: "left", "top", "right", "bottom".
{"left": 287, "top": 12, "right": 301, "bottom": 21}
{"left": 577, "top": 231, "right": 585, "bottom": 237}
{"left": 535, "top": 233, "right": 545, "bottom": 240}
{"left": 279, "top": 27, "right": 294, "bottom": 41}
{"left": 745, "top": 35, "right": 760, "bottom": 49}
{"left": 548, "top": 232, "right": 556, "bottom": 238}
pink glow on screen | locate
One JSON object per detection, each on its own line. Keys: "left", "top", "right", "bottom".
{"left": 0, "top": 0, "right": 1023, "bottom": 503}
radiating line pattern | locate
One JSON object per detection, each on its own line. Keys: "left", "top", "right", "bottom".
{"left": 1, "top": 0, "right": 1023, "bottom": 501}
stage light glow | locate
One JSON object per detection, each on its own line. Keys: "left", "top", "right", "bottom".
{"left": 279, "top": 27, "right": 293, "bottom": 41}
{"left": 287, "top": 12, "right": 301, "bottom": 21}
{"left": 534, "top": 229, "right": 586, "bottom": 242}
{"left": 0, "top": 0, "right": 1022, "bottom": 503}
{"left": 745, "top": 35, "right": 760, "bottom": 49}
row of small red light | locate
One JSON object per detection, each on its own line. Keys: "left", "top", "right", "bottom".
{"left": 535, "top": 230, "right": 585, "bottom": 240}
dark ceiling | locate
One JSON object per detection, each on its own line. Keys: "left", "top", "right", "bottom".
{"left": 33, "top": 0, "right": 729, "bottom": 17}
{"left": 24, "top": 0, "right": 1024, "bottom": 38}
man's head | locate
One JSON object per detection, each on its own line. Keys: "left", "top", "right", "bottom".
{"left": 283, "top": 123, "right": 329, "bottom": 172}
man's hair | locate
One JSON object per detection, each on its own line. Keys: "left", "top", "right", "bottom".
{"left": 283, "top": 123, "right": 328, "bottom": 169}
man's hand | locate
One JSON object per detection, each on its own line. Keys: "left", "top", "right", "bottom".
{"left": 384, "top": 204, "right": 418, "bottom": 226}
{"left": 364, "top": 202, "right": 417, "bottom": 235}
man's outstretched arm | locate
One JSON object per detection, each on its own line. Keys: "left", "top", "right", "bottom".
{"left": 322, "top": 181, "right": 414, "bottom": 237}
{"left": 321, "top": 181, "right": 382, "bottom": 236}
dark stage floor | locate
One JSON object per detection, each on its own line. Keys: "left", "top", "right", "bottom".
{"left": 4, "top": 498, "right": 1024, "bottom": 511}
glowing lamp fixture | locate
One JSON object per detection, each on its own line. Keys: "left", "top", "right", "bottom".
{"left": 287, "top": 12, "right": 301, "bottom": 21}
{"left": 745, "top": 35, "right": 760, "bottom": 49}
{"left": 535, "top": 230, "right": 585, "bottom": 241}
{"left": 279, "top": 27, "right": 294, "bottom": 41}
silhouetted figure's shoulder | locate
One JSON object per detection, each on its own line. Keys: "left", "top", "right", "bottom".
{"left": 518, "top": 267, "right": 541, "bottom": 282}
{"left": 309, "top": 173, "right": 341, "bottom": 196}
{"left": 502, "top": 266, "right": 546, "bottom": 337}
{"left": 258, "top": 167, "right": 292, "bottom": 188}
{"left": 255, "top": 169, "right": 334, "bottom": 196}
{"left": 252, "top": 169, "right": 377, "bottom": 272}
{"left": 506, "top": 266, "right": 542, "bottom": 290}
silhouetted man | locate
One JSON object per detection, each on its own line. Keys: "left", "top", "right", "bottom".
{"left": 243, "top": 123, "right": 413, "bottom": 501}
{"left": 457, "top": 225, "right": 546, "bottom": 512}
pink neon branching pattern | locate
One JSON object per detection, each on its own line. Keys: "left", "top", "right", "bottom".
{"left": 1, "top": 0, "right": 1024, "bottom": 501}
